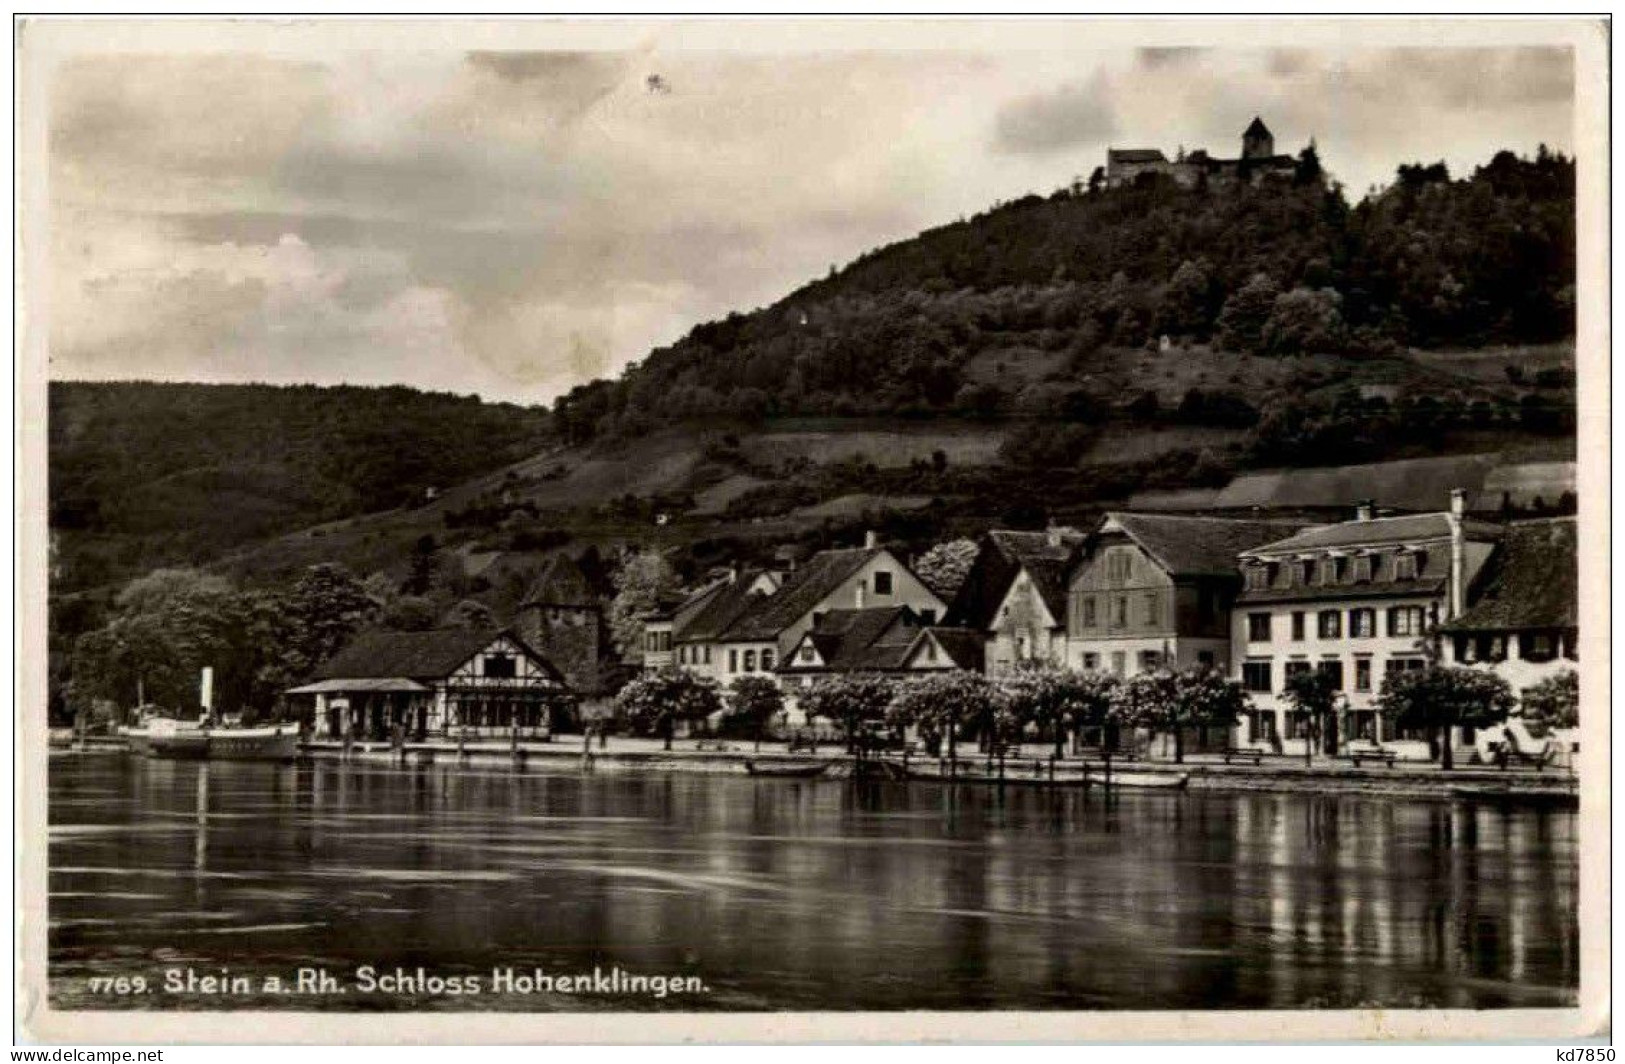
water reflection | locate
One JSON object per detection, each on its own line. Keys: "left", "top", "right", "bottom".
{"left": 48, "top": 757, "right": 1578, "bottom": 1011}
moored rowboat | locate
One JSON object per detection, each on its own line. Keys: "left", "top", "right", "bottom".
{"left": 744, "top": 759, "right": 832, "bottom": 778}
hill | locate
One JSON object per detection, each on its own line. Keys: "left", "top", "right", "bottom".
{"left": 553, "top": 147, "right": 1574, "bottom": 443}
{"left": 49, "top": 381, "right": 551, "bottom": 596}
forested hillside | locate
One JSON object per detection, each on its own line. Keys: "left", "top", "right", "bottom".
{"left": 49, "top": 382, "right": 551, "bottom": 595}
{"left": 553, "top": 148, "right": 1574, "bottom": 442}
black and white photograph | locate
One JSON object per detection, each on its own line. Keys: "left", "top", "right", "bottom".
{"left": 15, "top": 15, "right": 1609, "bottom": 1044}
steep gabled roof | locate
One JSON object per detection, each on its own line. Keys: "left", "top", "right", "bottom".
{"left": 950, "top": 529, "right": 1081, "bottom": 629}
{"left": 674, "top": 571, "right": 776, "bottom": 642}
{"left": 1099, "top": 513, "right": 1309, "bottom": 578}
{"left": 310, "top": 627, "right": 563, "bottom": 684}
{"left": 1244, "top": 116, "right": 1272, "bottom": 138}
{"left": 720, "top": 547, "right": 884, "bottom": 642}
{"left": 782, "top": 606, "right": 918, "bottom": 672}
{"left": 520, "top": 553, "right": 598, "bottom": 608}
{"left": 1242, "top": 513, "right": 1502, "bottom": 556}
{"left": 1442, "top": 518, "right": 1578, "bottom": 633}
{"left": 911, "top": 627, "right": 986, "bottom": 672}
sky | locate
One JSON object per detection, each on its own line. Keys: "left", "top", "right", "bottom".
{"left": 43, "top": 35, "right": 1576, "bottom": 406}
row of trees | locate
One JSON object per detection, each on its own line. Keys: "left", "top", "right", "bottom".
{"left": 616, "top": 660, "right": 1562, "bottom": 769}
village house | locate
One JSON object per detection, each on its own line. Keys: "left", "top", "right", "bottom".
{"left": 949, "top": 528, "right": 1083, "bottom": 671}
{"left": 1105, "top": 116, "right": 1298, "bottom": 190}
{"left": 1065, "top": 512, "right": 1307, "bottom": 678}
{"left": 775, "top": 606, "right": 925, "bottom": 691}
{"left": 286, "top": 627, "right": 571, "bottom": 741}
{"left": 1439, "top": 516, "right": 1578, "bottom": 695}
{"left": 664, "top": 568, "right": 786, "bottom": 683}
{"left": 708, "top": 533, "right": 946, "bottom": 687}
{"left": 1232, "top": 491, "right": 1501, "bottom": 754}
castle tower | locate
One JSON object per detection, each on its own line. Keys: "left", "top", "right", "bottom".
{"left": 511, "top": 553, "right": 607, "bottom": 699}
{"left": 1241, "top": 116, "right": 1274, "bottom": 160}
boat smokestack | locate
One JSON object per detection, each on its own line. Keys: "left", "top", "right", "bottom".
{"left": 1447, "top": 488, "right": 1467, "bottom": 619}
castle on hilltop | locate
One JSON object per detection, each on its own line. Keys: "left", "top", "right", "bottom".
{"left": 1105, "top": 116, "right": 1299, "bottom": 190}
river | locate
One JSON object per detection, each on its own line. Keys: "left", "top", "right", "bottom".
{"left": 47, "top": 756, "right": 1579, "bottom": 1011}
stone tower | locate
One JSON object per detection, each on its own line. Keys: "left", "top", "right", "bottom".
{"left": 1241, "top": 116, "right": 1274, "bottom": 161}
{"left": 511, "top": 553, "right": 606, "bottom": 699}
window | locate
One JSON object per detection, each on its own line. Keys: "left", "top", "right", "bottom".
{"left": 1317, "top": 658, "right": 1345, "bottom": 691}
{"left": 743, "top": 650, "right": 757, "bottom": 672}
{"left": 1353, "top": 555, "right": 1373, "bottom": 583}
{"left": 1082, "top": 596, "right": 1097, "bottom": 627}
{"left": 1139, "top": 650, "right": 1161, "bottom": 672}
{"left": 923, "top": 641, "right": 937, "bottom": 663}
{"left": 1355, "top": 658, "right": 1372, "bottom": 692}
{"left": 1242, "top": 660, "right": 1273, "bottom": 693}
{"left": 1318, "top": 610, "right": 1342, "bottom": 639}
{"left": 1244, "top": 564, "right": 1269, "bottom": 591}
{"left": 1083, "top": 652, "right": 1100, "bottom": 671}
{"left": 1522, "top": 633, "right": 1556, "bottom": 662}
{"left": 1110, "top": 651, "right": 1127, "bottom": 677}
{"left": 703, "top": 646, "right": 712, "bottom": 665}
{"left": 678, "top": 646, "right": 687, "bottom": 664}
{"left": 1106, "top": 551, "right": 1132, "bottom": 585}
{"left": 919, "top": 608, "right": 936, "bottom": 625}
{"left": 1198, "top": 586, "right": 1216, "bottom": 623}
{"left": 1143, "top": 594, "right": 1160, "bottom": 626}
{"left": 1284, "top": 660, "right": 1311, "bottom": 682}
{"left": 1326, "top": 557, "right": 1346, "bottom": 584}
{"left": 761, "top": 649, "right": 774, "bottom": 671}
{"left": 729, "top": 649, "right": 738, "bottom": 673}
{"left": 1394, "top": 552, "right": 1418, "bottom": 581}
{"left": 799, "top": 645, "right": 816, "bottom": 663}
{"left": 1385, "top": 657, "right": 1425, "bottom": 676}
{"left": 1296, "top": 560, "right": 1315, "bottom": 586}
{"left": 1388, "top": 606, "right": 1426, "bottom": 637}
{"left": 1247, "top": 613, "right": 1272, "bottom": 642}
{"left": 873, "top": 571, "right": 893, "bottom": 595}
{"left": 483, "top": 653, "right": 516, "bottom": 679}
{"left": 1350, "top": 609, "right": 1375, "bottom": 638}
{"left": 1291, "top": 611, "right": 1305, "bottom": 641}
{"left": 1114, "top": 596, "right": 1128, "bottom": 627}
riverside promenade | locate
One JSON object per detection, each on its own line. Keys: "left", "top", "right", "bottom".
{"left": 292, "top": 734, "right": 1578, "bottom": 804}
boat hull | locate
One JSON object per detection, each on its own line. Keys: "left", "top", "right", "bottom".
{"left": 147, "top": 725, "right": 300, "bottom": 762}
{"left": 744, "top": 760, "right": 831, "bottom": 778}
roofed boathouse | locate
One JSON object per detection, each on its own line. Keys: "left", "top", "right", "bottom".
{"left": 286, "top": 628, "right": 572, "bottom": 742}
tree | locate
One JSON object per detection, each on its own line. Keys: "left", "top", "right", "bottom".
{"left": 1260, "top": 287, "right": 1348, "bottom": 356}
{"left": 1157, "top": 259, "right": 1216, "bottom": 340}
{"left": 270, "top": 563, "right": 381, "bottom": 689}
{"left": 913, "top": 538, "right": 979, "bottom": 600}
{"left": 889, "top": 670, "right": 1004, "bottom": 765}
{"left": 1293, "top": 141, "right": 1324, "bottom": 186}
{"left": 1281, "top": 666, "right": 1341, "bottom": 764}
{"left": 446, "top": 599, "right": 495, "bottom": 630}
{"left": 1519, "top": 669, "right": 1578, "bottom": 731}
{"left": 997, "top": 662, "right": 1118, "bottom": 759}
{"left": 800, "top": 674, "right": 897, "bottom": 753}
{"left": 379, "top": 595, "right": 439, "bottom": 631}
{"left": 1113, "top": 666, "right": 1247, "bottom": 763}
{"left": 1378, "top": 665, "right": 1516, "bottom": 770}
{"left": 727, "top": 675, "right": 785, "bottom": 750}
{"left": 615, "top": 668, "right": 723, "bottom": 750}
{"left": 67, "top": 568, "right": 244, "bottom": 717}
{"left": 607, "top": 550, "right": 681, "bottom": 660}
{"left": 1214, "top": 273, "right": 1280, "bottom": 353}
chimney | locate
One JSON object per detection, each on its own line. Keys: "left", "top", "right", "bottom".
{"left": 855, "top": 582, "right": 866, "bottom": 609}
{"left": 727, "top": 565, "right": 739, "bottom": 585}
{"left": 1046, "top": 519, "right": 1062, "bottom": 549}
{"left": 1446, "top": 488, "right": 1466, "bottom": 619}
{"left": 864, "top": 530, "right": 879, "bottom": 550}
{"left": 1355, "top": 499, "right": 1374, "bottom": 522}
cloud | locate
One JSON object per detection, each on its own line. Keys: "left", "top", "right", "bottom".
{"left": 44, "top": 44, "right": 1575, "bottom": 403}
{"left": 992, "top": 71, "right": 1119, "bottom": 155}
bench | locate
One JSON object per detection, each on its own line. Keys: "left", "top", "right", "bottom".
{"left": 1222, "top": 747, "right": 1270, "bottom": 765}
{"left": 1348, "top": 749, "right": 1399, "bottom": 768}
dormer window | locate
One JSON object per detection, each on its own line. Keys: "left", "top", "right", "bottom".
{"left": 1394, "top": 552, "right": 1418, "bottom": 581}
{"left": 1296, "top": 560, "right": 1314, "bottom": 586}
{"left": 1352, "top": 555, "right": 1373, "bottom": 583}
{"left": 1244, "top": 564, "right": 1269, "bottom": 591}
